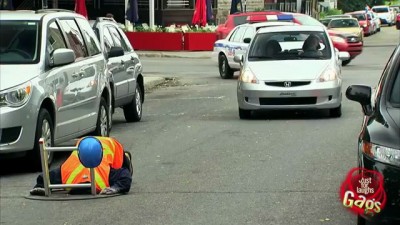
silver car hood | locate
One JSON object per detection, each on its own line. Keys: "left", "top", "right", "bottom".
{"left": 0, "top": 65, "right": 40, "bottom": 90}
{"left": 248, "top": 60, "right": 331, "bottom": 81}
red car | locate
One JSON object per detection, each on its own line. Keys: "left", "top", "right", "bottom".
{"left": 346, "top": 11, "right": 374, "bottom": 36}
{"left": 215, "top": 11, "right": 363, "bottom": 65}
{"left": 215, "top": 11, "right": 282, "bottom": 40}
{"left": 327, "top": 30, "right": 363, "bottom": 65}
{"left": 397, "top": 13, "right": 400, "bottom": 29}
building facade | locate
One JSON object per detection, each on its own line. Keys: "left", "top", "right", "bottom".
{"left": 12, "top": 0, "right": 320, "bottom": 26}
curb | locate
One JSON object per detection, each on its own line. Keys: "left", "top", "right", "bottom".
{"left": 137, "top": 52, "right": 212, "bottom": 59}
{"left": 143, "top": 77, "right": 166, "bottom": 92}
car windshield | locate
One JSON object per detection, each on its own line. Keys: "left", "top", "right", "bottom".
{"left": 248, "top": 31, "right": 332, "bottom": 61}
{"left": 0, "top": 21, "right": 40, "bottom": 64}
{"left": 329, "top": 19, "right": 359, "bottom": 28}
{"left": 351, "top": 14, "right": 366, "bottom": 21}
{"left": 320, "top": 19, "right": 332, "bottom": 26}
{"left": 233, "top": 16, "right": 248, "bottom": 26}
{"left": 389, "top": 68, "right": 400, "bottom": 107}
{"left": 373, "top": 7, "right": 389, "bottom": 13}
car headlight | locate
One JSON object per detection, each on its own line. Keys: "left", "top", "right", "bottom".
{"left": 361, "top": 141, "right": 400, "bottom": 167}
{"left": 239, "top": 68, "right": 259, "bottom": 84}
{"left": 0, "top": 82, "right": 32, "bottom": 107}
{"left": 330, "top": 35, "right": 346, "bottom": 43}
{"left": 317, "top": 68, "right": 337, "bottom": 82}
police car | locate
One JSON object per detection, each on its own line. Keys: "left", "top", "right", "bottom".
{"left": 212, "top": 14, "right": 299, "bottom": 79}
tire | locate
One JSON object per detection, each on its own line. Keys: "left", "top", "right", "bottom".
{"left": 342, "top": 60, "right": 351, "bottom": 66}
{"left": 329, "top": 105, "right": 342, "bottom": 118}
{"left": 28, "top": 108, "right": 54, "bottom": 171}
{"left": 123, "top": 83, "right": 143, "bottom": 122}
{"left": 93, "top": 97, "right": 110, "bottom": 137}
{"left": 377, "top": 27, "right": 381, "bottom": 32}
{"left": 357, "top": 215, "right": 366, "bottom": 225}
{"left": 218, "top": 54, "right": 234, "bottom": 79}
{"left": 239, "top": 108, "right": 252, "bottom": 119}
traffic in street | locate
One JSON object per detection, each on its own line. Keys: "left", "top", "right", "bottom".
{"left": 1, "top": 23, "right": 399, "bottom": 225}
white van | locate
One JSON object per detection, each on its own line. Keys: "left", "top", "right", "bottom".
{"left": 372, "top": 5, "right": 395, "bottom": 26}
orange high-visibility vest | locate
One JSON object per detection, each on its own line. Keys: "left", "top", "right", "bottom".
{"left": 61, "top": 137, "right": 124, "bottom": 192}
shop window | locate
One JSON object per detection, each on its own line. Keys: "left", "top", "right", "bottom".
{"left": 163, "top": 0, "right": 194, "bottom": 9}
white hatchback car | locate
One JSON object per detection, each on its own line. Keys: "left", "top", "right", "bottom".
{"left": 235, "top": 25, "right": 350, "bottom": 119}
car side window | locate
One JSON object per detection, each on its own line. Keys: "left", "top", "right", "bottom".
{"left": 389, "top": 67, "right": 400, "bottom": 105}
{"left": 228, "top": 27, "right": 239, "bottom": 42}
{"left": 103, "top": 27, "right": 114, "bottom": 53}
{"left": 108, "top": 26, "right": 129, "bottom": 52}
{"left": 75, "top": 18, "right": 101, "bottom": 56}
{"left": 47, "top": 21, "right": 67, "bottom": 56}
{"left": 242, "top": 27, "right": 255, "bottom": 42}
{"left": 58, "top": 19, "right": 88, "bottom": 60}
{"left": 232, "top": 27, "right": 246, "bottom": 42}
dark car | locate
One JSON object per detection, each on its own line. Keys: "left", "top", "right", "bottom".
{"left": 346, "top": 45, "right": 400, "bottom": 225}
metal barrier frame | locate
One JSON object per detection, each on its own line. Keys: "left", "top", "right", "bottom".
{"left": 39, "top": 138, "right": 97, "bottom": 197}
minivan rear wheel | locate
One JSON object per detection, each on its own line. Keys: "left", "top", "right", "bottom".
{"left": 123, "top": 83, "right": 143, "bottom": 122}
{"left": 28, "top": 108, "right": 54, "bottom": 171}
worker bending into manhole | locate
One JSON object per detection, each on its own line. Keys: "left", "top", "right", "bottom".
{"left": 30, "top": 136, "right": 133, "bottom": 196}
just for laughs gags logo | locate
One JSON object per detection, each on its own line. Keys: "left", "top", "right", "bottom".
{"left": 339, "top": 168, "right": 387, "bottom": 216}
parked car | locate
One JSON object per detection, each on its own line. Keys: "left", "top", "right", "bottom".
{"left": 0, "top": 9, "right": 112, "bottom": 170}
{"left": 370, "top": 11, "right": 381, "bottom": 32}
{"left": 345, "top": 44, "right": 400, "bottom": 225}
{"left": 235, "top": 25, "right": 350, "bottom": 119}
{"left": 91, "top": 18, "right": 145, "bottom": 124}
{"left": 213, "top": 15, "right": 298, "bottom": 79}
{"left": 326, "top": 18, "right": 364, "bottom": 42}
{"left": 372, "top": 5, "right": 396, "bottom": 26}
{"left": 347, "top": 11, "right": 374, "bottom": 36}
{"left": 397, "top": 13, "right": 400, "bottom": 29}
{"left": 325, "top": 15, "right": 352, "bottom": 19}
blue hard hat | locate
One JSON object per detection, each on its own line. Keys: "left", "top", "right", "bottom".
{"left": 77, "top": 136, "right": 103, "bottom": 168}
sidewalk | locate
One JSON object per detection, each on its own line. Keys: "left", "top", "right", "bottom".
{"left": 136, "top": 51, "right": 212, "bottom": 59}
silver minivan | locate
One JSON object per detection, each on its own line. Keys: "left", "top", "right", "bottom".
{"left": 0, "top": 10, "right": 112, "bottom": 169}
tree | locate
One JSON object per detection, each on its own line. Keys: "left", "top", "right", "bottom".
{"left": 337, "top": 0, "right": 386, "bottom": 12}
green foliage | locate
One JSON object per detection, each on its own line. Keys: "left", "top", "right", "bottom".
{"left": 320, "top": 8, "right": 343, "bottom": 19}
{"left": 337, "top": 0, "right": 387, "bottom": 12}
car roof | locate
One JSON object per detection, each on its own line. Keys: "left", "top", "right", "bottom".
{"left": 257, "top": 25, "right": 325, "bottom": 34}
{"left": 330, "top": 17, "right": 358, "bottom": 21}
{"left": 230, "top": 10, "right": 281, "bottom": 17}
{"left": 372, "top": 5, "right": 389, "bottom": 8}
{"left": 240, "top": 21, "right": 297, "bottom": 28}
{"left": 0, "top": 9, "right": 85, "bottom": 21}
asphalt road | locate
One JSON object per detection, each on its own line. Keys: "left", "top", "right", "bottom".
{"left": 0, "top": 27, "right": 399, "bottom": 225}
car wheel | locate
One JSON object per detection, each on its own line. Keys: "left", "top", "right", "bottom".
{"left": 123, "top": 83, "right": 143, "bottom": 122}
{"left": 28, "top": 108, "right": 54, "bottom": 171}
{"left": 342, "top": 60, "right": 351, "bottom": 66}
{"left": 357, "top": 215, "right": 366, "bottom": 225}
{"left": 219, "top": 54, "right": 234, "bottom": 79}
{"left": 329, "top": 105, "right": 342, "bottom": 118}
{"left": 93, "top": 97, "right": 110, "bottom": 137}
{"left": 239, "top": 108, "right": 252, "bottom": 119}
{"left": 377, "top": 27, "right": 381, "bottom": 32}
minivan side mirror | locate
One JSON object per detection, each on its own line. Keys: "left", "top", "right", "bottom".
{"left": 243, "top": 38, "right": 251, "bottom": 43}
{"left": 346, "top": 85, "right": 373, "bottom": 116}
{"left": 51, "top": 49, "right": 75, "bottom": 67}
{"left": 108, "top": 46, "right": 124, "bottom": 58}
{"left": 233, "top": 54, "right": 243, "bottom": 63}
{"left": 339, "top": 51, "right": 350, "bottom": 61}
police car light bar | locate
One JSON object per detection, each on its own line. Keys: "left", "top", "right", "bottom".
{"left": 247, "top": 14, "right": 294, "bottom": 23}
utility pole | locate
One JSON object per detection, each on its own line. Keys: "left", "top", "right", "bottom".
{"left": 149, "top": 0, "right": 155, "bottom": 28}
{"left": 42, "top": 0, "right": 48, "bottom": 9}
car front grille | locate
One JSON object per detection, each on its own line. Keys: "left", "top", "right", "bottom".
{"left": 0, "top": 127, "right": 21, "bottom": 144}
{"left": 265, "top": 81, "right": 311, "bottom": 87}
{"left": 259, "top": 97, "right": 317, "bottom": 105}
